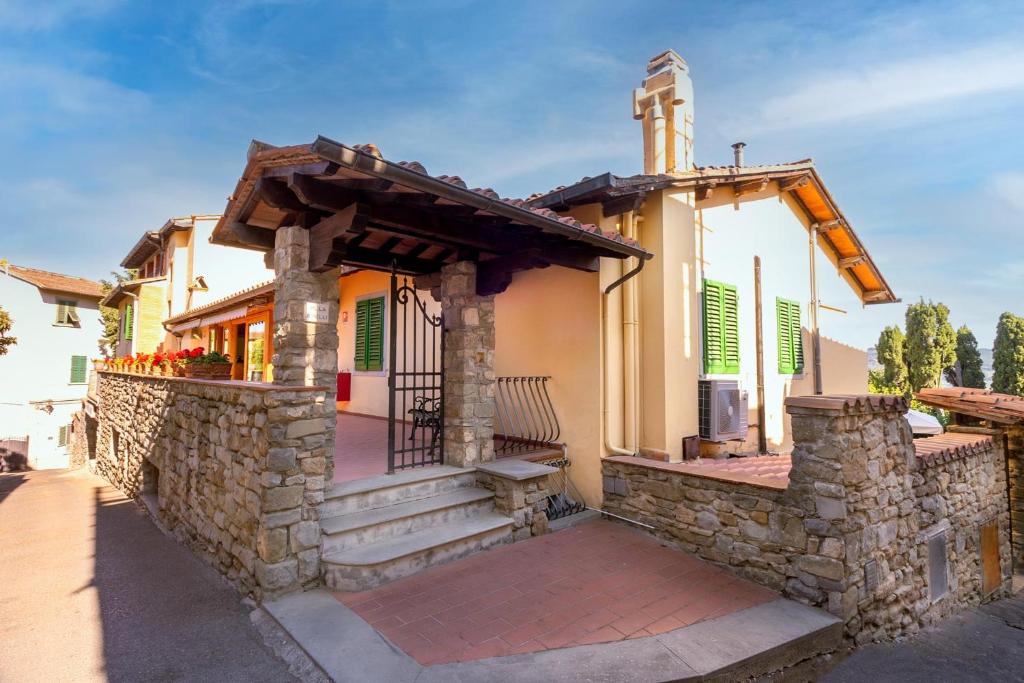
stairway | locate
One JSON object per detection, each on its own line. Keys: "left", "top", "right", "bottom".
{"left": 320, "top": 466, "right": 513, "bottom": 591}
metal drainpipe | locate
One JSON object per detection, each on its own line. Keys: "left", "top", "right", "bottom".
{"left": 603, "top": 221, "right": 649, "bottom": 457}
{"left": 809, "top": 224, "right": 823, "bottom": 394}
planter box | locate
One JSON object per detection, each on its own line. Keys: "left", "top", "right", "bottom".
{"left": 183, "top": 363, "right": 233, "bottom": 380}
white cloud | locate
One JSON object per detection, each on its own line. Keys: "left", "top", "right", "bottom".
{"left": 734, "top": 42, "right": 1024, "bottom": 134}
{"left": 991, "top": 171, "right": 1024, "bottom": 213}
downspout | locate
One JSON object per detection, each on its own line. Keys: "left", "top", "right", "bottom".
{"left": 603, "top": 212, "right": 648, "bottom": 457}
{"left": 809, "top": 224, "right": 823, "bottom": 394}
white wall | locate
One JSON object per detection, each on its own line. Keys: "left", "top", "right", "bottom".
{"left": 187, "top": 218, "right": 270, "bottom": 309}
{"left": 699, "top": 191, "right": 867, "bottom": 451}
{"left": 0, "top": 273, "right": 103, "bottom": 468}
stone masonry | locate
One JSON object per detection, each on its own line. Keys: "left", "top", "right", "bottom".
{"left": 272, "top": 225, "right": 340, "bottom": 483}
{"left": 603, "top": 394, "right": 1011, "bottom": 644}
{"left": 439, "top": 261, "right": 496, "bottom": 467}
{"left": 475, "top": 461, "right": 553, "bottom": 540}
{"left": 93, "top": 371, "right": 329, "bottom": 600}
{"left": 1005, "top": 425, "right": 1024, "bottom": 569}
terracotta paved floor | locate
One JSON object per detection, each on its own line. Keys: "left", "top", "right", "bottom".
{"left": 333, "top": 413, "right": 389, "bottom": 483}
{"left": 607, "top": 454, "right": 793, "bottom": 490}
{"left": 334, "top": 519, "right": 778, "bottom": 665}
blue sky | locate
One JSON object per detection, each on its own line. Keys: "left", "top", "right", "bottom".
{"left": 1, "top": 0, "right": 1022, "bottom": 348}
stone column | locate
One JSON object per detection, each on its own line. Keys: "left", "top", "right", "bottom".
{"left": 785, "top": 395, "right": 921, "bottom": 643}
{"left": 272, "top": 225, "right": 340, "bottom": 483}
{"left": 1004, "top": 425, "right": 1024, "bottom": 569}
{"left": 440, "top": 261, "right": 496, "bottom": 468}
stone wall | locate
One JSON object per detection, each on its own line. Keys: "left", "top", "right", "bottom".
{"left": 602, "top": 394, "right": 1011, "bottom": 643}
{"left": 93, "top": 371, "right": 329, "bottom": 599}
{"left": 68, "top": 400, "right": 95, "bottom": 469}
{"left": 475, "top": 460, "right": 553, "bottom": 540}
{"left": 912, "top": 429, "right": 1011, "bottom": 627}
{"left": 1006, "top": 425, "right": 1024, "bottom": 569}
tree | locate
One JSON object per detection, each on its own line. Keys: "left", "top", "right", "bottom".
{"left": 98, "top": 269, "right": 135, "bottom": 357}
{"left": 0, "top": 305, "right": 16, "bottom": 356}
{"left": 904, "top": 300, "right": 956, "bottom": 393}
{"left": 993, "top": 312, "right": 1024, "bottom": 396}
{"left": 945, "top": 325, "right": 985, "bottom": 388}
{"left": 875, "top": 325, "right": 909, "bottom": 395}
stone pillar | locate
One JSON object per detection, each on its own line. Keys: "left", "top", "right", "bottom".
{"left": 440, "top": 261, "right": 496, "bottom": 468}
{"left": 1004, "top": 425, "right": 1024, "bottom": 569}
{"left": 272, "top": 225, "right": 340, "bottom": 482}
{"left": 785, "top": 395, "right": 921, "bottom": 643}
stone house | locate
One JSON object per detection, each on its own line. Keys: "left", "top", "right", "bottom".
{"left": 0, "top": 262, "right": 103, "bottom": 469}
{"left": 76, "top": 49, "right": 1011, "bottom": 645}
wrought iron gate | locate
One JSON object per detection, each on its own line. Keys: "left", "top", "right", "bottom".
{"left": 387, "top": 271, "right": 444, "bottom": 472}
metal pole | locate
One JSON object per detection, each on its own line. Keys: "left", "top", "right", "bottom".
{"left": 809, "top": 225, "right": 823, "bottom": 394}
{"left": 387, "top": 265, "right": 398, "bottom": 473}
{"left": 754, "top": 256, "right": 768, "bottom": 454}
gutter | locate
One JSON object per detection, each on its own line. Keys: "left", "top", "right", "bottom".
{"left": 310, "top": 136, "right": 651, "bottom": 262}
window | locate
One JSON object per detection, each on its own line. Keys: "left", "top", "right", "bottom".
{"left": 58, "top": 425, "right": 68, "bottom": 447}
{"left": 69, "top": 355, "right": 88, "bottom": 384}
{"left": 354, "top": 296, "right": 385, "bottom": 372}
{"left": 776, "top": 297, "right": 804, "bottom": 374}
{"left": 55, "top": 299, "right": 80, "bottom": 327}
{"left": 122, "top": 303, "right": 133, "bottom": 341}
{"left": 702, "top": 279, "right": 739, "bottom": 374}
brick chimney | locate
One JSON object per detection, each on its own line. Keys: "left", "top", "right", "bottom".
{"left": 632, "top": 50, "right": 694, "bottom": 175}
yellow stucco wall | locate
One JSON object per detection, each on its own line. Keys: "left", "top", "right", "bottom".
{"left": 494, "top": 266, "right": 604, "bottom": 506}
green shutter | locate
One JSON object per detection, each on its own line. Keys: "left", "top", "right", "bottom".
{"left": 55, "top": 301, "right": 66, "bottom": 324}
{"left": 366, "top": 297, "right": 385, "bottom": 371}
{"left": 124, "top": 303, "right": 133, "bottom": 341}
{"left": 702, "top": 280, "right": 740, "bottom": 375}
{"left": 777, "top": 298, "right": 804, "bottom": 374}
{"left": 58, "top": 425, "right": 68, "bottom": 447}
{"left": 354, "top": 299, "right": 368, "bottom": 371}
{"left": 70, "top": 355, "right": 88, "bottom": 384}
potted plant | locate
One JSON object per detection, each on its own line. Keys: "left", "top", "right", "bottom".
{"left": 181, "top": 348, "right": 233, "bottom": 379}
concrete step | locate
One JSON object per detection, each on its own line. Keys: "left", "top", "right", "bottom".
{"left": 321, "top": 487, "right": 497, "bottom": 554}
{"left": 321, "top": 465, "right": 477, "bottom": 517}
{"left": 323, "top": 513, "right": 513, "bottom": 592}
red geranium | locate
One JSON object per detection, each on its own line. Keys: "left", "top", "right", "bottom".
{"left": 189, "top": 347, "right": 204, "bottom": 359}
{"left": 151, "top": 353, "right": 165, "bottom": 365}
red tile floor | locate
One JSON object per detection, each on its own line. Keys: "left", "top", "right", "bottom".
{"left": 333, "top": 413, "right": 390, "bottom": 483}
{"left": 334, "top": 519, "right": 779, "bottom": 665}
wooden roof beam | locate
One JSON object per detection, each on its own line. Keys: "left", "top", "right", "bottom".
{"left": 734, "top": 177, "right": 770, "bottom": 197}
{"left": 778, "top": 174, "right": 811, "bottom": 192}
{"left": 811, "top": 219, "right": 844, "bottom": 232}
{"left": 308, "top": 203, "right": 373, "bottom": 273}
{"left": 838, "top": 255, "right": 865, "bottom": 269}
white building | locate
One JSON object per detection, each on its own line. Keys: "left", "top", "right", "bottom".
{"left": 0, "top": 263, "right": 104, "bottom": 469}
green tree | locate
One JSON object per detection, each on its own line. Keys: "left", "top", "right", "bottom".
{"left": 993, "top": 312, "right": 1024, "bottom": 396}
{"left": 875, "top": 325, "right": 909, "bottom": 395}
{"left": 98, "top": 269, "right": 135, "bottom": 356}
{"left": 945, "top": 325, "right": 985, "bottom": 388}
{"left": 904, "top": 300, "right": 956, "bottom": 393}
{"left": 0, "top": 305, "right": 16, "bottom": 356}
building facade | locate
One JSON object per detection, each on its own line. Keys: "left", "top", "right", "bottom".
{"left": 0, "top": 263, "right": 104, "bottom": 469}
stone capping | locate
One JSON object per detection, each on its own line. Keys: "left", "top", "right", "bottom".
{"left": 96, "top": 370, "right": 328, "bottom": 393}
{"left": 913, "top": 432, "right": 995, "bottom": 468}
{"left": 785, "top": 393, "right": 908, "bottom": 415}
{"left": 604, "top": 455, "right": 789, "bottom": 492}
{"left": 475, "top": 459, "right": 557, "bottom": 481}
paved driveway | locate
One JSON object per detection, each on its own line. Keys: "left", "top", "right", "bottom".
{"left": 0, "top": 469, "right": 294, "bottom": 683}
{"left": 825, "top": 591, "right": 1024, "bottom": 682}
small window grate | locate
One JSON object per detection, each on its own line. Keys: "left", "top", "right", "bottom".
{"left": 928, "top": 531, "right": 949, "bottom": 601}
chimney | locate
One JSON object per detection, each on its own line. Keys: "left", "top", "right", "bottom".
{"left": 633, "top": 49, "right": 694, "bottom": 175}
{"left": 732, "top": 142, "right": 746, "bottom": 167}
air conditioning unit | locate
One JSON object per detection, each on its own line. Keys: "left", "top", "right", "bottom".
{"left": 698, "top": 379, "right": 749, "bottom": 442}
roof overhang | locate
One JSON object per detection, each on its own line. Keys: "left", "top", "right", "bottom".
{"left": 99, "top": 276, "right": 165, "bottom": 307}
{"left": 164, "top": 281, "right": 274, "bottom": 327}
{"left": 212, "top": 138, "right": 651, "bottom": 296}
{"left": 916, "top": 388, "right": 1024, "bottom": 424}
{"left": 529, "top": 163, "right": 898, "bottom": 306}
{"left": 120, "top": 218, "right": 196, "bottom": 269}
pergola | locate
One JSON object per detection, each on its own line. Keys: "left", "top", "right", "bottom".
{"left": 214, "top": 136, "right": 648, "bottom": 296}
{"left": 212, "top": 137, "right": 651, "bottom": 473}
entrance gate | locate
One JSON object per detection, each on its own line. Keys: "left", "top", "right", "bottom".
{"left": 387, "top": 271, "right": 444, "bottom": 472}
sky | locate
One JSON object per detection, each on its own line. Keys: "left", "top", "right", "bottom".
{"left": 1, "top": 0, "right": 1022, "bottom": 349}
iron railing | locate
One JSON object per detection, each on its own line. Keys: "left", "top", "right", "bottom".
{"left": 494, "top": 376, "right": 561, "bottom": 454}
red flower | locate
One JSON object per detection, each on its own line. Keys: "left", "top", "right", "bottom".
{"left": 152, "top": 353, "right": 165, "bottom": 365}
{"left": 189, "top": 348, "right": 203, "bottom": 359}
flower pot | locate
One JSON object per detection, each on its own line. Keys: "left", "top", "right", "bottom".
{"left": 183, "top": 362, "right": 232, "bottom": 380}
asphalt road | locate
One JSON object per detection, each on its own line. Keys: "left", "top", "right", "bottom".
{"left": 825, "top": 591, "right": 1024, "bottom": 682}
{"left": 0, "top": 468, "right": 295, "bottom": 683}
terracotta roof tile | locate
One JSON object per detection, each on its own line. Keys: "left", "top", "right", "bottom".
{"left": 5, "top": 264, "right": 104, "bottom": 299}
{"left": 913, "top": 432, "right": 994, "bottom": 467}
{"left": 786, "top": 394, "right": 908, "bottom": 413}
{"left": 916, "top": 388, "right": 1024, "bottom": 424}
